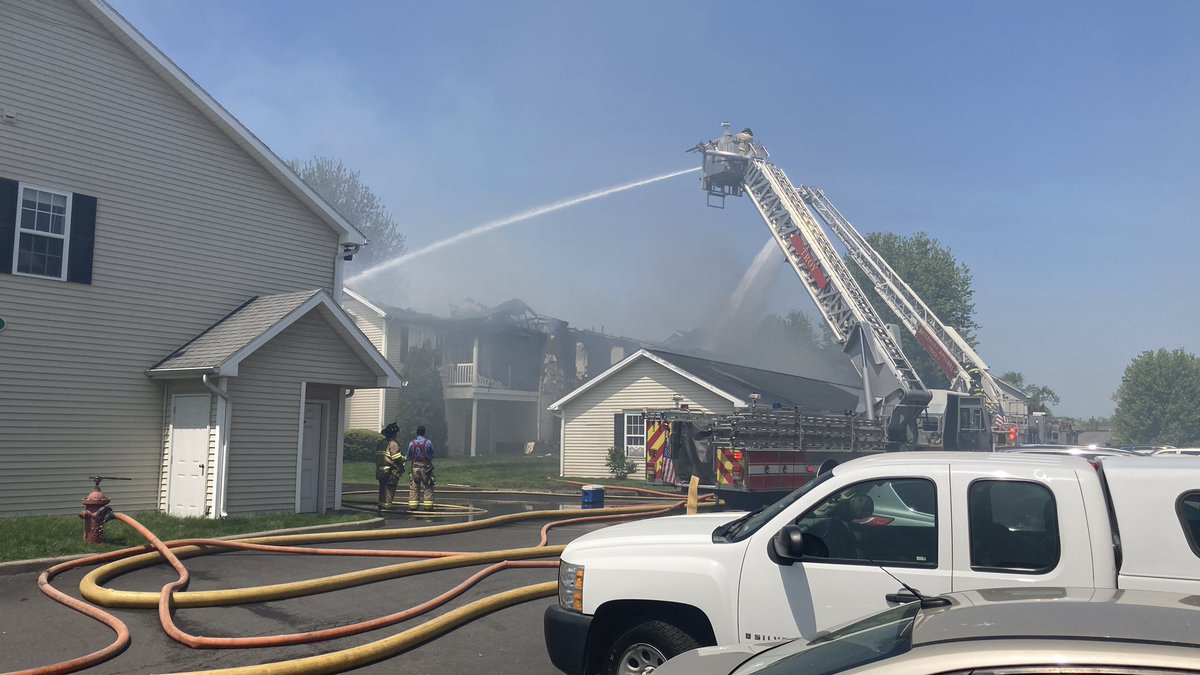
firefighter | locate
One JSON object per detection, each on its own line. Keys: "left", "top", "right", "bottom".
{"left": 407, "top": 424, "right": 436, "bottom": 508}
{"left": 965, "top": 365, "right": 985, "bottom": 397}
{"left": 375, "top": 422, "right": 403, "bottom": 510}
{"left": 734, "top": 127, "right": 754, "bottom": 153}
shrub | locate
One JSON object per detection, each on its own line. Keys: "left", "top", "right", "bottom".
{"left": 345, "top": 428, "right": 383, "bottom": 462}
{"left": 604, "top": 446, "right": 637, "bottom": 480}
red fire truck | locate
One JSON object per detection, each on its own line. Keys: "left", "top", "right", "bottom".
{"left": 644, "top": 405, "right": 887, "bottom": 509}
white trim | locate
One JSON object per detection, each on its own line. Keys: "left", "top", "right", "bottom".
{"left": 547, "top": 349, "right": 746, "bottom": 411}
{"left": 558, "top": 413, "right": 566, "bottom": 478}
{"left": 343, "top": 287, "right": 388, "bottom": 317}
{"left": 216, "top": 291, "right": 401, "bottom": 385}
{"left": 150, "top": 290, "right": 403, "bottom": 387}
{"left": 212, "top": 376, "right": 231, "bottom": 519}
{"left": 334, "top": 394, "right": 346, "bottom": 510}
{"left": 76, "top": 0, "right": 366, "bottom": 245}
{"left": 11, "top": 183, "right": 73, "bottom": 281}
{"left": 294, "top": 382, "right": 308, "bottom": 513}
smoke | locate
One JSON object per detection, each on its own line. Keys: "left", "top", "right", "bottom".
{"left": 703, "top": 238, "right": 785, "bottom": 352}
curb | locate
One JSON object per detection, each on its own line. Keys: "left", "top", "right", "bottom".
{"left": 0, "top": 516, "right": 386, "bottom": 577}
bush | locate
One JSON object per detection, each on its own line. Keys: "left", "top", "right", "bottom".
{"left": 604, "top": 446, "right": 637, "bottom": 480}
{"left": 345, "top": 428, "right": 383, "bottom": 462}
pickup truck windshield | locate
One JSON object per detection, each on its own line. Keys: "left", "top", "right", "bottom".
{"left": 723, "top": 473, "right": 834, "bottom": 543}
{"left": 732, "top": 601, "right": 918, "bottom": 675}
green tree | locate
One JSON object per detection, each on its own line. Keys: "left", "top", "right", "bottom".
{"left": 998, "top": 371, "right": 1062, "bottom": 414}
{"left": 287, "top": 156, "right": 405, "bottom": 269}
{"left": 847, "top": 232, "right": 978, "bottom": 387}
{"left": 755, "top": 310, "right": 828, "bottom": 350}
{"left": 1111, "top": 348, "right": 1200, "bottom": 446}
{"left": 392, "top": 346, "right": 448, "bottom": 450}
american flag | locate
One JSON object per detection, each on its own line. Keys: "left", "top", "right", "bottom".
{"left": 661, "top": 444, "right": 676, "bottom": 484}
{"left": 995, "top": 402, "right": 1007, "bottom": 429}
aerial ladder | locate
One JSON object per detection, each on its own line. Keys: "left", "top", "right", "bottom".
{"left": 692, "top": 124, "right": 931, "bottom": 449}
{"left": 799, "top": 186, "right": 1019, "bottom": 444}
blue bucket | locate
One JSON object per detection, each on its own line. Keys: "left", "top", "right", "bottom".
{"left": 581, "top": 485, "right": 605, "bottom": 509}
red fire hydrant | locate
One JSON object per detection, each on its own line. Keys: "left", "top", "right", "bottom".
{"left": 80, "top": 476, "right": 126, "bottom": 544}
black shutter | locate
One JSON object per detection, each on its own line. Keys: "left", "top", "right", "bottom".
{"left": 66, "top": 193, "right": 97, "bottom": 284}
{"left": 613, "top": 413, "right": 625, "bottom": 452}
{"left": 0, "top": 178, "right": 17, "bottom": 275}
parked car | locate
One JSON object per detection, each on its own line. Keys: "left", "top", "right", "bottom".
{"left": 545, "top": 453, "right": 1200, "bottom": 675}
{"left": 654, "top": 587, "right": 1200, "bottom": 674}
{"left": 1154, "top": 448, "right": 1200, "bottom": 456}
{"left": 1002, "top": 443, "right": 1140, "bottom": 460}
{"left": 1120, "top": 445, "right": 1176, "bottom": 455}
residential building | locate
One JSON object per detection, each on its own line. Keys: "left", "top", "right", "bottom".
{"left": 0, "top": 0, "right": 401, "bottom": 517}
{"left": 548, "top": 349, "right": 862, "bottom": 479}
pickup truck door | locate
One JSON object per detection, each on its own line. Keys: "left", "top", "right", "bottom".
{"left": 737, "top": 464, "right": 952, "bottom": 643}
{"left": 949, "top": 465, "right": 1094, "bottom": 591}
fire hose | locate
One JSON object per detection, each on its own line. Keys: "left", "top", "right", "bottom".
{"left": 7, "top": 488, "right": 712, "bottom": 675}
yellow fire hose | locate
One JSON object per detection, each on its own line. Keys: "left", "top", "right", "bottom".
{"left": 20, "top": 484, "right": 713, "bottom": 675}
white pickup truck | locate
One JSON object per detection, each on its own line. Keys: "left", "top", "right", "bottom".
{"left": 544, "top": 452, "right": 1200, "bottom": 675}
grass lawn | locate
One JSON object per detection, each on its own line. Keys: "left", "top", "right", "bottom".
{"left": 0, "top": 511, "right": 373, "bottom": 563}
{"left": 343, "top": 453, "right": 649, "bottom": 491}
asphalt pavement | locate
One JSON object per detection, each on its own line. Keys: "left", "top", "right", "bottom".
{"left": 0, "top": 496, "right": 629, "bottom": 675}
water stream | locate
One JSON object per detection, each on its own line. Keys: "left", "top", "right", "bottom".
{"left": 346, "top": 167, "right": 700, "bottom": 286}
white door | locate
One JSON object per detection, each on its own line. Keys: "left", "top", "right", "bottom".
{"left": 299, "top": 401, "right": 325, "bottom": 513}
{"left": 738, "top": 466, "right": 953, "bottom": 643}
{"left": 168, "top": 394, "right": 210, "bottom": 517}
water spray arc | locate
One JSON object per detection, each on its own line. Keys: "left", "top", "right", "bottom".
{"left": 347, "top": 167, "right": 700, "bottom": 286}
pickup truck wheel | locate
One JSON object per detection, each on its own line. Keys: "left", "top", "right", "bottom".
{"left": 604, "top": 620, "right": 700, "bottom": 675}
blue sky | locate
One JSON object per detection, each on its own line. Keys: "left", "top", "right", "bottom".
{"left": 110, "top": 0, "right": 1200, "bottom": 417}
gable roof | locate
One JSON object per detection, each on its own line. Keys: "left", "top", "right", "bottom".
{"left": 149, "top": 289, "right": 403, "bottom": 386}
{"left": 548, "top": 348, "right": 861, "bottom": 412}
{"left": 76, "top": 0, "right": 366, "bottom": 245}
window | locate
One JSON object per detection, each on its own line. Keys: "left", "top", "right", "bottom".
{"left": 793, "top": 478, "right": 937, "bottom": 567}
{"left": 1176, "top": 492, "right": 1200, "bottom": 558}
{"left": 14, "top": 186, "right": 71, "bottom": 279}
{"left": 968, "top": 480, "right": 1060, "bottom": 573}
{"left": 624, "top": 413, "right": 645, "bottom": 459}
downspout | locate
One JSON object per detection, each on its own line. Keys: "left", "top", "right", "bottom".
{"left": 203, "top": 373, "right": 231, "bottom": 518}
{"left": 337, "top": 388, "right": 355, "bottom": 510}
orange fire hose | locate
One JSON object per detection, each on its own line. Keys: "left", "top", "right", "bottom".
{"left": 6, "top": 498, "right": 691, "bottom": 674}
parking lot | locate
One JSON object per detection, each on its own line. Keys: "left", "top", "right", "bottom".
{"left": 0, "top": 498, "right": 621, "bottom": 675}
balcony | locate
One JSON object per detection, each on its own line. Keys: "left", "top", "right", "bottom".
{"left": 441, "top": 362, "right": 539, "bottom": 401}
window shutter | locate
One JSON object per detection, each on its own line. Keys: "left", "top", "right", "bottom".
{"left": 0, "top": 178, "right": 17, "bottom": 275}
{"left": 66, "top": 192, "right": 97, "bottom": 284}
{"left": 613, "top": 413, "right": 625, "bottom": 452}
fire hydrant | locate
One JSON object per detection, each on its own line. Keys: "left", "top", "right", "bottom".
{"left": 80, "top": 476, "right": 125, "bottom": 544}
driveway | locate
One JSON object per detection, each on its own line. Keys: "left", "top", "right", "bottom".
{"left": 0, "top": 500, "right": 619, "bottom": 674}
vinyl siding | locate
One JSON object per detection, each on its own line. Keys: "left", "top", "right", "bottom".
{"left": 224, "top": 312, "right": 378, "bottom": 514}
{"left": 342, "top": 296, "right": 386, "bottom": 431}
{"left": 0, "top": 0, "right": 342, "bottom": 515}
{"left": 561, "top": 359, "right": 735, "bottom": 479}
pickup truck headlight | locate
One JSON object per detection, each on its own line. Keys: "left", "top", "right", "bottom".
{"left": 558, "top": 561, "right": 585, "bottom": 612}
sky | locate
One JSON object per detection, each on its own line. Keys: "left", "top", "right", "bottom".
{"left": 109, "top": 0, "right": 1200, "bottom": 418}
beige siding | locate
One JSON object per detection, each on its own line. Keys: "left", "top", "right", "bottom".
{"left": 0, "top": 0, "right": 342, "bottom": 515}
{"left": 561, "top": 358, "right": 735, "bottom": 479}
{"left": 224, "top": 312, "right": 379, "bottom": 514}
{"left": 342, "top": 296, "right": 386, "bottom": 430}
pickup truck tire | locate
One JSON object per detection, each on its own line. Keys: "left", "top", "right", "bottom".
{"left": 603, "top": 620, "right": 700, "bottom": 675}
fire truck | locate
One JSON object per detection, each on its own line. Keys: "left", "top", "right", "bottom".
{"left": 690, "top": 124, "right": 992, "bottom": 455}
{"left": 644, "top": 404, "right": 887, "bottom": 508}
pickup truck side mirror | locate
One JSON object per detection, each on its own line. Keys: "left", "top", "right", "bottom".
{"left": 769, "top": 524, "right": 806, "bottom": 566}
